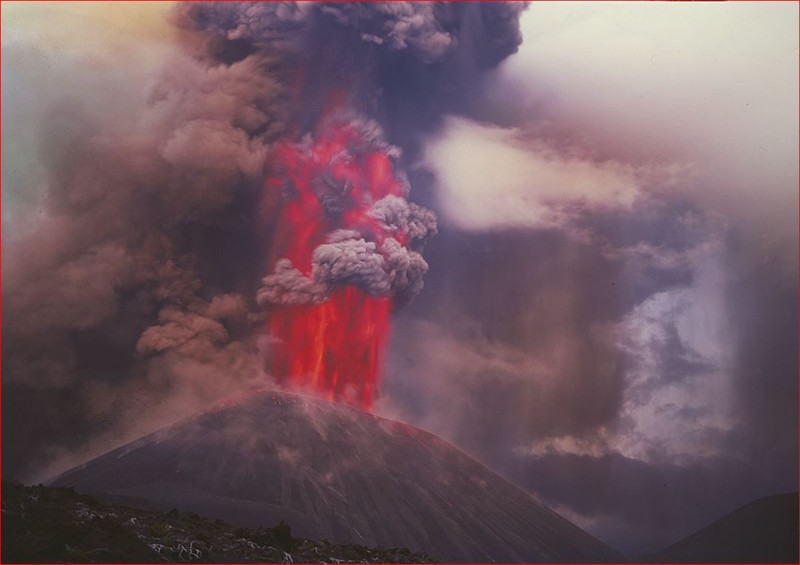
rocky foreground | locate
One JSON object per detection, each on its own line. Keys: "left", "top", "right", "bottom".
{"left": 1, "top": 482, "right": 433, "bottom": 563}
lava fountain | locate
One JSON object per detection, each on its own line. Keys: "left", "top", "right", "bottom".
{"left": 257, "top": 111, "right": 436, "bottom": 410}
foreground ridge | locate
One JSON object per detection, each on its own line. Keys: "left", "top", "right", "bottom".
{"left": 2, "top": 482, "right": 434, "bottom": 563}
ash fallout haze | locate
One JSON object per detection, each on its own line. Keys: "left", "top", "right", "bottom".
{"left": 2, "top": 1, "right": 798, "bottom": 559}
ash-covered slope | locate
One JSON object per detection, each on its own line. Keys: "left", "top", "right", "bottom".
{"left": 51, "top": 391, "right": 621, "bottom": 562}
{"left": 645, "top": 493, "right": 798, "bottom": 563}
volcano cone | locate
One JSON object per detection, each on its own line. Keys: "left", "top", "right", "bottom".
{"left": 52, "top": 391, "right": 621, "bottom": 562}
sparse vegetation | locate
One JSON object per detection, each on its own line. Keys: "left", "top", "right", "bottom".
{"left": 1, "top": 482, "right": 434, "bottom": 563}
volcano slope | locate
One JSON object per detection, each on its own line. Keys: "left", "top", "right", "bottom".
{"left": 51, "top": 390, "right": 621, "bottom": 562}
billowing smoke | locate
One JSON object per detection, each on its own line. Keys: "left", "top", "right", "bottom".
{"left": 252, "top": 110, "right": 437, "bottom": 408}
{"left": 2, "top": 41, "right": 276, "bottom": 479}
{"left": 176, "top": 2, "right": 524, "bottom": 66}
{"left": 257, "top": 196, "right": 437, "bottom": 307}
{"left": 175, "top": 2, "right": 526, "bottom": 154}
{"left": 3, "top": 2, "right": 525, "bottom": 480}
{"left": 172, "top": 2, "right": 523, "bottom": 408}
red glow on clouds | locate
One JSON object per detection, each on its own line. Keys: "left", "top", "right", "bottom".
{"left": 261, "top": 113, "right": 410, "bottom": 410}
{"left": 269, "top": 288, "right": 391, "bottom": 410}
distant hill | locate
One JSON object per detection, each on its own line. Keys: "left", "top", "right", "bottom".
{"left": 50, "top": 390, "right": 622, "bottom": 563}
{"left": 645, "top": 493, "right": 798, "bottom": 563}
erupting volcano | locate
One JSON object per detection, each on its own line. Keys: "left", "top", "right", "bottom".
{"left": 257, "top": 111, "right": 436, "bottom": 410}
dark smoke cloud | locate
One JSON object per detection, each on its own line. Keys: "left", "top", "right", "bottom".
{"left": 176, "top": 2, "right": 526, "bottom": 154}
{"left": 315, "top": 236, "right": 398, "bottom": 296}
{"left": 3, "top": 11, "right": 288, "bottom": 480}
{"left": 257, "top": 234, "right": 432, "bottom": 308}
{"left": 254, "top": 110, "right": 437, "bottom": 308}
{"left": 3, "top": 2, "right": 524, "bottom": 481}
{"left": 368, "top": 195, "right": 438, "bottom": 246}
{"left": 257, "top": 192, "right": 437, "bottom": 308}
{"left": 256, "top": 258, "right": 329, "bottom": 306}
{"left": 177, "top": 2, "right": 524, "bottom": 65}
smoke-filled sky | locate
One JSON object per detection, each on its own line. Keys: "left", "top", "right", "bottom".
{"left": 2, "top": 1, "right": 797, "bottom": 556}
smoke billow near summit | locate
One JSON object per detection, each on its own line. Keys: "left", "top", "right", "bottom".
{"left": 175, "top": 1, "right": 525, "bottom": 409}
{"left": 1, "top": 1, "right": 524, "bottom": 482}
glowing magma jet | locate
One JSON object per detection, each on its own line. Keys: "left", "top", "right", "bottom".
{"left": 257, "top": 111, "right": 436, "bottom": 410}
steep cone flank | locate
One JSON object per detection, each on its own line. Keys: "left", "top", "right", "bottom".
{"left": 51, "top": 391, "right": 621, "bottom": 562}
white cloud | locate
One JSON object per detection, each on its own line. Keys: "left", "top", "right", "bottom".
{"left": 422, "top": 116, "right": 658, "bottom": 231}
{"left": 498, "top": 2, "right": 798, "bottom": 240}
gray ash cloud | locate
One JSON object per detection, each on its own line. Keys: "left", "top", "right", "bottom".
{"left": 176, "top": 2, "right": 526, "bottom": 154}
{"left": 368, "top": 195, "right": 438, "bottom": 248}
{"left": 177, "top": 2, "right": 524, "bottom": 65}
{"left": 3, "top": 2, "right": 526, "bottom": 481}
{"left": 255, "top": 107, "right": 437, "bottom": 309}
{"left": 257, "top": 226, "right": 433, "bottom": 309}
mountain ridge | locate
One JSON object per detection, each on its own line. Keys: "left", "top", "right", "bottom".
{"left": 644, "top": 492, "right": 799, "bottom": 563}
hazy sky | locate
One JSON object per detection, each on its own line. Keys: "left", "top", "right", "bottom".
{"left": 434, "top": 3, "right": 798, "bottom": 237}
{"left": 395, "top": 3, "right": 798, "bottom": 553}
{"left": 2, "top": 1, "right": 797, "bottom": 556}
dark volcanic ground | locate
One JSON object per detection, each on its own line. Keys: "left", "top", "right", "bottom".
{"left": 2, "top": 482, "right": 433, "bottom": 563}
{"left": 50, "top": 390, "right": 622, "bottom": 563}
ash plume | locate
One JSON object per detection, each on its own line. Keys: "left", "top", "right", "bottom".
{"left": 256, "top": 259, "right": 329, "bottom": 307}
{"left": 176, "top": 2, "right": 527, "bottom": 152}
{"left": 256, "top": 231, "right": 431, "bottom": 309}
{"left": 255, "top": 114, "right": 437, "bottom": 311}
{"left": 368, "top": 195, "right": 438, "bottom": 247}
{"left": 3, "top": 1, "right": 527, "bottom": 479}
{"left": 177, "top": 2, "right": 524, "bottom": 66}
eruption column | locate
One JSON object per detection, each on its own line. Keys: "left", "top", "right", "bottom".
{"left": 258, "top": 111, "right": 435, "bottom": 410}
